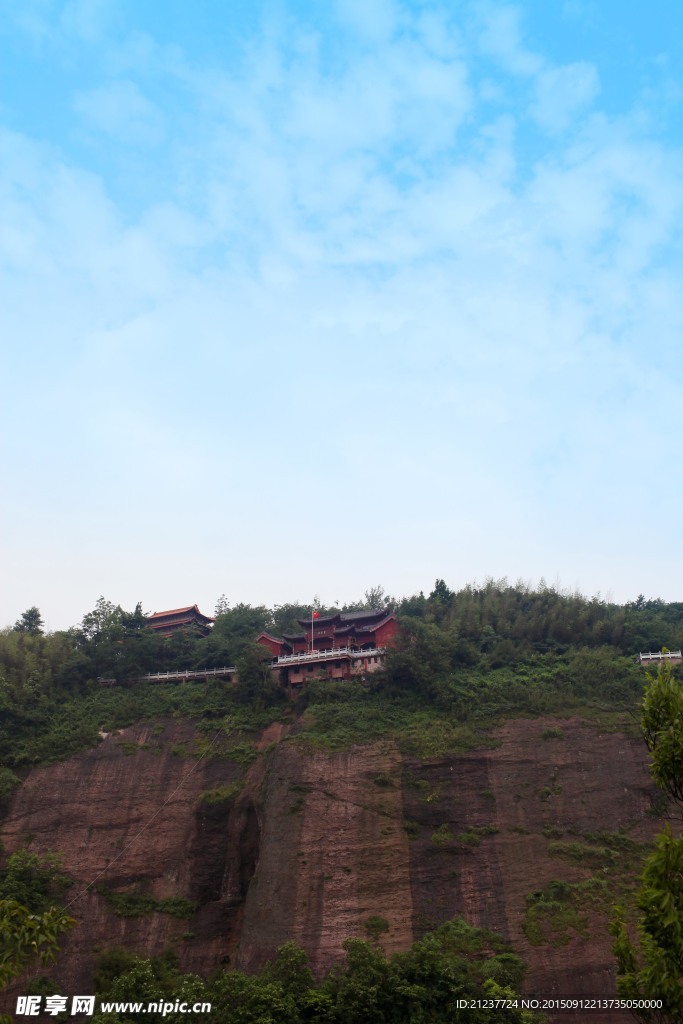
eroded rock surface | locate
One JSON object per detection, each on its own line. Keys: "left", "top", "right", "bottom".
{"left": 1, "top": 715, "right": 663, "bottom": 1023}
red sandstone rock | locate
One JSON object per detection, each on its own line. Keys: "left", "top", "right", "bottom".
{"left": 0, "top": 715, "right": 664, "bottom": 1024}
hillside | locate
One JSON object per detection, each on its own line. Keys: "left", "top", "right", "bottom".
{"left": 1, "top": 582, "right": 681, "bottom": 1022}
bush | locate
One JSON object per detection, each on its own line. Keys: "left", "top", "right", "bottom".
{"left": 0, "top": 768, "right": 20, "bottom": 804}
{"left": 199, "top": 783, "right": 241, "bottom": 805}
{"left": 541, "top": 727, "right": 564, "bottom": 740}
{"left": 0, "top": 849, "right": 72, "bottom": 913}
{"left": 523, "top": 878, "right": 608, "bottom": 947}
{"left": 98, "top": 888, "right": 197, "bottom": 919}
{"left": 364, "top": 915, "right": 390, "bottom": 940}
{"left": 431, "top": 824, "right": 453, "bottom": 846}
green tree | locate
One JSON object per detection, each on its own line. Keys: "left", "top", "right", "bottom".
{"left": 199, "top": 604, "right": 273, "bottom": 668}
{"left": 611, "top": 659, "right": 683, "bottom": 1023}
{"left": 260, "top": 941, "right": 316, "bottom": 1003}
{"left": 271, "top": 602, "right": 317, "bottom": 637}
{"left": 90, "top": 953, "right": 207, "bottom": 1023}
{"left": 89, "top": 920, "right": 540, "bottom": 1024}
{"left": 381, "top": 617, "right": 460, "bottom": 697}
{"left": 363, "top": 585, "right": 388, "bottom": 610}
{"left": 235, "top": 644, "right": 279, "bottom": 706}
{"left": 0, "top": 849, "right": 72, "bottom": 912}
{"left": 641, "top": 658, "right": 683, "bottom": 802}
{"left": 12, "top": 607, "right": 44, "bottom": 636}
{"left": 80, "top": 597, "right": 124, "bottom": 644}
{"left": 0, "top": 900, "right": 75, "bottom": 1012}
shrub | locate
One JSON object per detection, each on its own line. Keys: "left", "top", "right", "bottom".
{"left": 523, "top": 878, "right": 608, "bottom": 947}
{"left": 98, "top": 888, "right": 197, "bottom": 919}
{"left": 0, "top": 767, "right": 21, "bottom": 804}
{"left": 364, "top": 915, "right": 390, "bottom": 940}
{"left": 542, "top": 825, "right": 564, "bottom": 839}
{"left": 403, "top": 820, "right": 419, "bottom": 840}
{"left": 0, "top": 849, "right": 72, "bottom": 912}
{"left": 548, "top": 841, "right": 615, "bottom": 868}
{"left": 541, "top": 727, "right": 564, "bottom": 740}
{"left": 432, "top": 824, "right": 454, "bottom": 845}
{"left": 456, "top": 825, "right": 499, "bottom": 847}
{"left": 199, "top": 783, "right": 241, "bottom": 805}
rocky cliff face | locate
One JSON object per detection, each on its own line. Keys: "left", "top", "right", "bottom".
{"left": 1, "top": 715, "right": 663, "bottom": 1022}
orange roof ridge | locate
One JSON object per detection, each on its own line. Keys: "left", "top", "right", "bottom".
{"left": 147, "top": 604, "right": 214, "bottom": 622}
{"left": 147, "top": 605, "right": 197, "bottom": 619}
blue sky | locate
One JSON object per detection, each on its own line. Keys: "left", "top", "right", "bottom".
{"left": 2, "top": 0, "right": 683, "bottom": 630}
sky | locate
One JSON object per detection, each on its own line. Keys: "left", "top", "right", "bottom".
{"left": 2, "top": 0, "right": 683, "bottom": 631}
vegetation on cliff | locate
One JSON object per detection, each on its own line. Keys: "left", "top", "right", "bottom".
{"left": 1, "top": 581, "right": 680, "bottom": 1019}
{"left": 2, "top": 580, "right": 679, "bottom": 771}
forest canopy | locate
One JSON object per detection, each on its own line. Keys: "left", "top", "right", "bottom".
{"left": 1, "top": 580, "right": 681, "bottom": 770}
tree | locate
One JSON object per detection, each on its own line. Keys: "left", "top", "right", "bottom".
{"left": 198, "top": 604, "right": 272, "bottom": 669}
{"left": 12, "top": 607, "right": 44, "bottom": 636}
{"left": 641, "top": 659, "right": 683, "bottom": 803}
{"left": 271, "top": 603, "right": 313, "bottom": 637}
{"left": 611, "top": 658, "right": 683, "bottom": 1023}
{"left": 364, "top": 585, "right": 387, "bottom": 609}
{"left": 0, "top": 899, "right": 75, "bottom": 998}
{"left": 0, "top": 850, "right": 72, "bottom": 912}
{"left": 429, "top": 579, "right": 454, "bottom": 605}
{"left": 77, "top": 597, "right": 126, "bottom": 679}
{"left": 86, "top": 921, "right": 540, "bottom": 1024}
{"left": 80, "top": 597, "right": 123, "bottom": 644}
{"left": 381, "top": 617, "right": 461, "bottom": 697}
{"left": 235, "top": 644, "right": 279, "bottom": 706}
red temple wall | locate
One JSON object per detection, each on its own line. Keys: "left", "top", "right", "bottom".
{"left": 257, "top": 635, "right": 283, "bottom": 657}
{"left": 373, "top": 619, "right": 398, "bottom": 647}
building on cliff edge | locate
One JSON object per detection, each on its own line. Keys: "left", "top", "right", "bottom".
{"left": 256, "top": 608, "right": 398, "bottom": 691}
{"left": 145, "top": 604, "right": 214, "bottom": 638}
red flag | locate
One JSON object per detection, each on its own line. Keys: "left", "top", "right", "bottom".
{"left": 312, "top": 611, "right": 320, "bottom": 619}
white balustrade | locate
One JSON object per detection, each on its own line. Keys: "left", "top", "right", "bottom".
{"left": 276, "top": 647, "right": 384, "bottom": 665}
{"left": 638, "top": 651, "right": 682, "bottom": 663}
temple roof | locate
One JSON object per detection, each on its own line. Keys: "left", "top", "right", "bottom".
{"left": 147, "top": 604, "right": 214, "bottom": 624}
{"left": 296, "top": 613, "right": 340, "bottom": 626}
{"left": 340, "top": 608, "right": 390, "bottom": 621}
{"left": 296, "top": 608, "right": 390, "bottom": 628}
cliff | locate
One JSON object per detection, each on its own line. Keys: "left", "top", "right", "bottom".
{"left": 0, "top": 714, "right": 663, "bottom": 1023}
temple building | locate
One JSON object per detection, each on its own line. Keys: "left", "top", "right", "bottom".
{"left": 145, "top": 604, "right": 214, "bottom": 638}
{"left": 256, "top": 608, "right": 398, "bottom": 690}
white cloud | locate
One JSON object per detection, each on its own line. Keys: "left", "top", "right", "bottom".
{"left": 74, "top": 80, "right": 166, "bottom": 146}
{"left": 532, "top": 62, "right": 600, "bottom": 133}
{"left": 334, "top": 0, "right": 399, "bottom": 41}
{"left": 3, "top": 0, "right": 115, "bottom": 46}
{"left": 3, "top": 2, "right": 683, "bottom": 625}
{"left": 476, "top": 2, "right": 543, "bottom": 76}
{"left": 60, "top": 0, "right": 114, "bottom": 41}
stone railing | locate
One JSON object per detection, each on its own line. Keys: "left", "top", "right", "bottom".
{"left": 638, "top": 650, "right": 682, "bottom": 663}
{"left": 276, "top": 647, "right": 384, "bottom": 666}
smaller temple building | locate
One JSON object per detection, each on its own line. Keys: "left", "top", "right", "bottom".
{"left": 146, "top": 604, "right": 214, "bottom": 638}
{"left": 256, "top": 608, "right": 398, "bottom": 690}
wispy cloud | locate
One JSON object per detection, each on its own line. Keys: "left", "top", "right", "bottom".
{"left": 2, "top": 1, "right": 683, "bottom": 624}
{"left": 74, "top": 80, "right": 166, "bottom": 145}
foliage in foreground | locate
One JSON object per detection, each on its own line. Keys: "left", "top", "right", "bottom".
{"left": 90, "top": 920, "right": 544, "bottom": 1023}
{"left": 0, "top": 850, "right": 75, "bottom": 1023}
{"left": 611, "top": 659, "right": 683, "bottom": 1023}
{"left": 0, "top": 899, "right": 75, "bottom": 1001}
